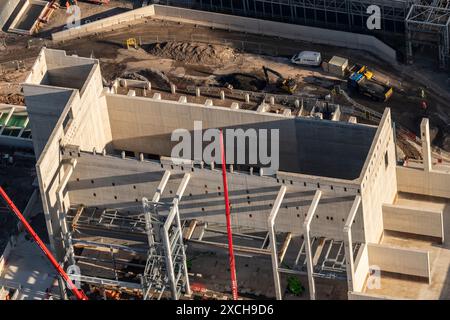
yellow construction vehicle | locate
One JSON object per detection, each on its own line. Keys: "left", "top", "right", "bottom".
{"left": 126, "top": 38, "right": 138, "bottom": 49}
{"left": 263, "top": 66, "right": 297, "bottom": 94}
{"left": 347, "top": 64, "right": 393, "bottom": 102}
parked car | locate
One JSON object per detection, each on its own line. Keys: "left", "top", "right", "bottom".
{"left": 291, "top": 51, "right": 322, "bottom": 67}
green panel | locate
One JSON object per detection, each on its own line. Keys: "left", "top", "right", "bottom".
{"left": 7, "top": 115, "right": 28, "bottom": 128}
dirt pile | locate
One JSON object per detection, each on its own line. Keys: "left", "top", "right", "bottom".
{"left": 147, "top": 41, "right": 238, "bottom": 66}
{"left": 0, "top": 93, "right": 25, "bottom": 105}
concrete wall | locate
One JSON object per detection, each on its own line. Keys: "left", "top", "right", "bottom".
{"left": 52, "top": 5, "right": 156, "bottom": 41}
{"left": 0, "top": 0, "right": 20, "bottom": 29}
{"left": 67, "top": 151, "right": 365, "bottom": 241}
{"left": 51, "top": 5, "right": 397, "bottom": 64}
{"left": 359, "top": 109, "right": 398, "bottom": 244}
{"left": 367, "top": 243, "right": 430, "bottom": 279}
{"left": 8, "top": 0, "right": 48, "bottom": 35}
{"left": 397, "top": 166, "right": 450, "bottom": 198}
{"left": 348, "top": 292, "right": 401, "bottom": 300}
{"left": 383, "top": 204, "right": 444, "bottom": 240}
{"left": 106, "top": 93, "right": 376, "bottom": 180}
{"left": 23, "top": 49, "right": 113, "bottom": 258}
{"left": 23, "top": 49, "right": 112, "bottom": 158}
{"left": 152, "top": 5, "right": 397, "bottom": 63}
{"left": 353, "top": 243, "right": 369, "bottom": 293}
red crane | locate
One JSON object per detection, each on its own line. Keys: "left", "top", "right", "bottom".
{"left": 0, "top": 186, "right": 88, "bottom": 300}
{"left": 219, "top": 130, "right": 239, "bottom": 300}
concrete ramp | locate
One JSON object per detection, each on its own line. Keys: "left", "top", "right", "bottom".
{"left": 383, "top": 203, "right": 444, "bottom": 241}
{"left": 367, "top": 243, "right": 431, "bottom": 281}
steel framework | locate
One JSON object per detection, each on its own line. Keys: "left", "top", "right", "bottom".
{"left": 156, "top": 0, "right": 410, "bottom": 33}
{"left": 141, "top": 172, "right": 191, "bottom": 300}
{"left": 406, "top": 1, "right": 450, "bottom": 68}
{"left": 141, "top": 199, "right": 190, "bottom": 300}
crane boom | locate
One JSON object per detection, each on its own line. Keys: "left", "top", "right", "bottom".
{"left": 219, "top": 130, "right": 239, "bottom": 300}
{"left": 0, "top": 186, "right": 88, "bottom": 300}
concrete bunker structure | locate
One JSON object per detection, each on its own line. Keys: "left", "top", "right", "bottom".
{"left": 7, "top": 0, "right": 49, "bottom": 35}
{"left": 21, "top": 48, "right": 450, "bottom": 300}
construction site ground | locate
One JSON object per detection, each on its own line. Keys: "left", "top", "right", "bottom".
{"left": 186, "top": 244, "right": 348, "bottom": 300}
{"left": 1, "top": 6, "right": 450, "bottom": 154}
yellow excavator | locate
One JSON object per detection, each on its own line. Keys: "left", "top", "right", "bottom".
{"left": 263, "top": 66, "right": 297, "bottom": 94}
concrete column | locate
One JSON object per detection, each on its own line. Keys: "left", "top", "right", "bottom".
{"left": 55, "top": 159, "right": 77, "bottom": 267}
{"left": 270, "top": 96, "right": 275, "bottom": 105}
{"left": 267, "top": 186, "right": 287, "bottom": 300}
{"left": 303, "top": 190, "right": 322, "bottom": 300}
{"left": 245, "top": 93, "right": 250, "bottom": 103}
{"left": 421, "top": 118, "right": 432, "bottom": 172}
{"left": 257, "top": 103, "right": 269, "bottom": 113}
{"left": 343, "top": 196, "right": 361, "bottom": 292}
{"left": 196, "top": 87, "right": 201, "bottom": 97}
{"left": 220, "top": 90, "right": 225, "bottom": 100}
{"left": 170, "top": 84, "right": 177, "bottom": 94}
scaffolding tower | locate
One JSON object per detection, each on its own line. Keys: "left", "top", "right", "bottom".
{"left": 140, "top": 171, "right": 191, "bottom": 300}
{"left": 406, "top": 0, "right": 450, "bottom": 68}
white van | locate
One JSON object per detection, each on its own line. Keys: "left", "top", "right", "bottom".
{"left": 291, "top": 51, "right": 322, "bottom": 67}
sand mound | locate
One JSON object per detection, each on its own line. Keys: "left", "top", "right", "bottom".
{"left": 147, "top": 41, "right": 238, "bottom": 66}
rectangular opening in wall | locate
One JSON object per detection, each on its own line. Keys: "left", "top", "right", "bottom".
{"left": 124, "top": 150, "right": 135, "bottom": 158}
{"left": 62, "top": 109, "right": 73, "bottom": 134}
{"left": 144, "top": 153, "right": 160, "bottom": 161}
{"left": 385, "top": 151, "right": 389, "bottom": 169}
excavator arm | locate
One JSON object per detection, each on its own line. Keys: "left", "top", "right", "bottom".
{"left": 262, "top": 66, "right": 297, "bottom": 94}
